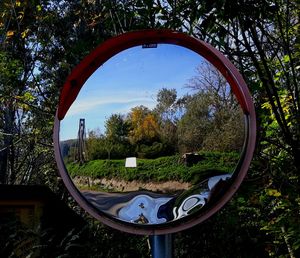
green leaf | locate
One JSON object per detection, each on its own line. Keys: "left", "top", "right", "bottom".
{"left": 283, "top": 55, "right": 290, "bottom": 63}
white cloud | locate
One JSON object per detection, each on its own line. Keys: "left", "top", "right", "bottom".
{"left": 114, "top": 100, "right": 157, "bottom": 114}
{"left": 67, "top": 92, "right": 156, "bottom": 117}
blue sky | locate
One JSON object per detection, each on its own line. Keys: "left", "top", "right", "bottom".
{"left": 60, "top": 44, "right": 205, "bottom": 141}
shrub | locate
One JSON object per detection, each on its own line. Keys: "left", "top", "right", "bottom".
{"left": 67, "top": 151, "right": 239, "bottom": 183}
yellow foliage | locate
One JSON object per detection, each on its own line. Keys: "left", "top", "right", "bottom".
{"left": 261, "top": 91, "right": 294, "bottom": 128}
{"left": 128, "top": 106, "right": 160, "bottom": 144}
{"left": 6, "top": 30, "right": 15, "bottom": 38}
{"left": 266, "top": 189, "right": 282, "bottom": 197}
{"left": 21, "top": 28, "right": 29, "bottom": 38}
{"left": 15, "top": 0, "right": 21, "bottom": 7}
{"left": 142, "top": 114, "right": 160, "bottom": 139}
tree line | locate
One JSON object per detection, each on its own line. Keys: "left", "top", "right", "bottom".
{"left": 70, "top": 63, "right": 244, "bottom": 162}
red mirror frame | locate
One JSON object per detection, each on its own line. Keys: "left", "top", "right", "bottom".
{"left": 53, "top": 29, "right": 256, "bottom": 235}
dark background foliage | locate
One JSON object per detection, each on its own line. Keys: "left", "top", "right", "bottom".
{"left": 1, "top": 0, "right": 300, "bottom": 257}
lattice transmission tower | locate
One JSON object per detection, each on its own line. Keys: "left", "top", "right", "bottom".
{"left": 75, "top": 118, "right": 88, "bottom": 164}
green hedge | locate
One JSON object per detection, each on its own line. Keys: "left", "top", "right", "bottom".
{"left": 67, "top": 151, "right": 240, "bottom": 183}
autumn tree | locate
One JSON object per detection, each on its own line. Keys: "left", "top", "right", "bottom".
{"left": 127, "top": 105, "right": 160, "bottom": 145}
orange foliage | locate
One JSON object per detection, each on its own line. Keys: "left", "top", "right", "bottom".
{"left": 128, "top": 106, "right": 160, "bottom": 144}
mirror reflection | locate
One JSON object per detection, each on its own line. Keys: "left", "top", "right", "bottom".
{"left": 59, "top": 44, "right": 245, "bottom": 225}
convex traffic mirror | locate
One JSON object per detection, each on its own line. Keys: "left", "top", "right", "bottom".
{"left": 54, "top": 30, "right": 256, "bottom": 235}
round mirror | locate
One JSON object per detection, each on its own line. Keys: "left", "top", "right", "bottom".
{"left": 54, "top": 30, "right": 256, "bottom": 235}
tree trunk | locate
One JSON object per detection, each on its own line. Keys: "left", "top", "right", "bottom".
{"left": 281, "top": 226, "right": 296, "bottom": 258}
{"left": 0, "top": 106, "right": 15, "bottom": 184}
{"left": 291, "top": 142, "right": 300, "bottom": 173}
{"left": 0, "top": 148, "right": 8, "bottom": 184}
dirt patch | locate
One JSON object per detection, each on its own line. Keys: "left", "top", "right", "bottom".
{"left": 72, "top": 176, "right": 191, "bottom": 193}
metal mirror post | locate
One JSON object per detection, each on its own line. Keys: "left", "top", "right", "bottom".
{"left": 53, "top": 30, "right": 256, "bottom": 256}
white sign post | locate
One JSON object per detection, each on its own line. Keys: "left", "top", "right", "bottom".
{"left": 125, "top": 157, "right": 137, "bottom": 168}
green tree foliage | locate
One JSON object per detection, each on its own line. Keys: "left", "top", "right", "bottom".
{"left": 177, "top": 92, "right": 214, "bottom": 152}
{"left": 0, "top": 0, "right": 60, "bottom": 186}
{"left": 103, "top": 113, "right": 131, "bottom": 159}
{"left": 155, "top": 87, "right": 178, "bottom": 122}
{"left": 86, "top": 129, "right": 106, "bottom": 160}
{"left": 173, "top": 0, "right": 300, "bottom": 256}
{"left": 105, "top": 113, "right": 130, "bottom": 143}
{"left": 0, "top": 0, "right": 136, "bottom": 185}
{"left": 154, "top": 88, "right": 179, "bottom": 152}
{"left": 186, "top": 62, "right": 245, "bottom": 152}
